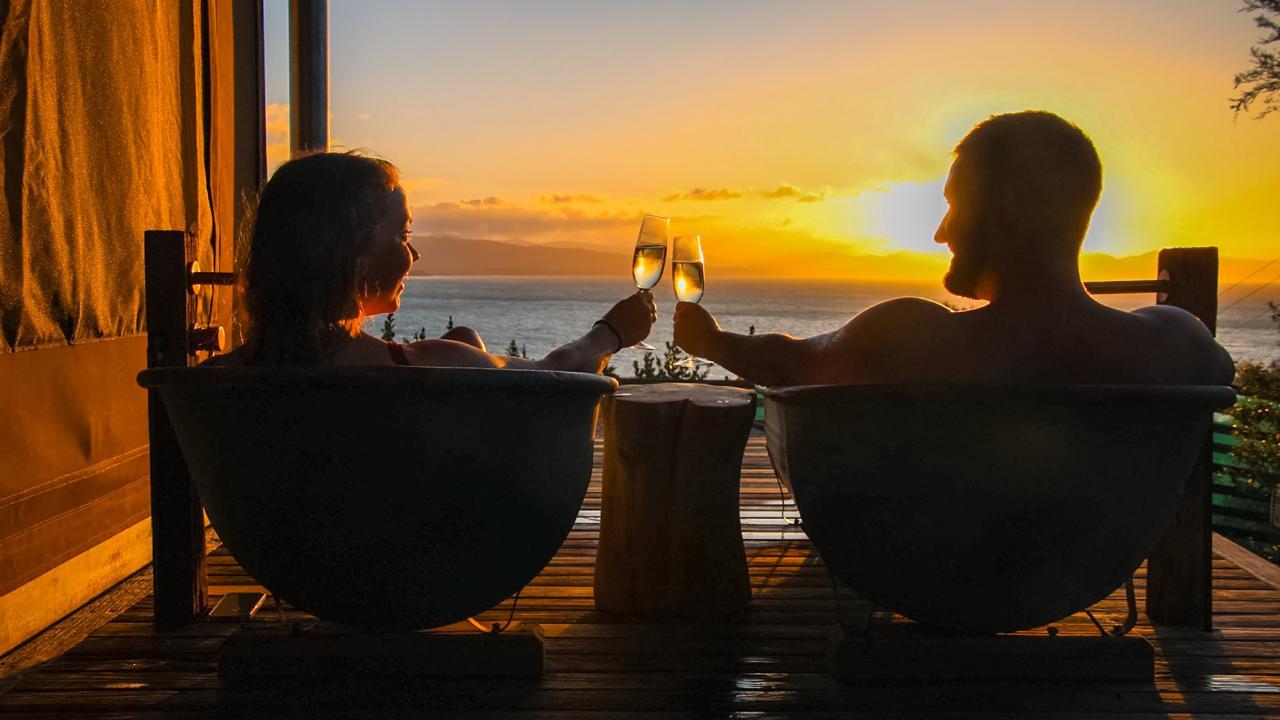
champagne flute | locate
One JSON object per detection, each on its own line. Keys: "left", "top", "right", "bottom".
{"left": 629, "top": 214, "right": 669, "bottom": 350}
{"left": 671, "top": 234, "right": 710, "bottom": 368}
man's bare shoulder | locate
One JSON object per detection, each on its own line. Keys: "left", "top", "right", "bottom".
{"left": 844, "top": 296, "right": 955, "bottom": 335}
{"left": 1128, "top": 305, "right": 1235, "bottom": 384}
{"left": 858, "top": 296, "right": 954, "bottom": 320}
{"left": 1128, "top": 304, "right": 1219, "bottom": 345}
{"left": 814, "top": 297, "right": 956, "bottom": 383}
{"left": 1129, "top": 303, "right": 1207, "bottom": 326}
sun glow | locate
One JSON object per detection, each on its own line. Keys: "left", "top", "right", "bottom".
{"left": 860, "top": 179, "right": 950, "bottom": 255}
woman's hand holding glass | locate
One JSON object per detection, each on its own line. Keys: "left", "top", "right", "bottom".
{"left": 628, "top": 214, "right": 669, "bottom": 350}
{"left": 597, "top": 291, "right": 658, "bottom": 352}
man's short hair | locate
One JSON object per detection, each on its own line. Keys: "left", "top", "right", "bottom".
{"left": 955, "top": 111, "right": 1102, "bottom": 245}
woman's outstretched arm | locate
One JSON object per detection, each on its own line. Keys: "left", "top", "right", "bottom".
{"left": 405, "top": 292, "right": 656, "bottom": 373}
{"left": 504, "top": 291, "right": 657, "bottom": 373}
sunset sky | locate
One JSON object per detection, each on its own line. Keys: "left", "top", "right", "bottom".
{"left": 264, "top": 1, "right": 1280, "bottom": 280}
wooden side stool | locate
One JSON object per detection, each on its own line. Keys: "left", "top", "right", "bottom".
{"left": 593, "top": 383, "right": 756, "bottom": 619}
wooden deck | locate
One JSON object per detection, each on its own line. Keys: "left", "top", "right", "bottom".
{"left": 3, "top": 433, "right": 1280, "bottom": 717}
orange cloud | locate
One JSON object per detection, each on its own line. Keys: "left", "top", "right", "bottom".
{"left": 265, "top": 103, "right": 289, "bottom": 174}
{"left": 761, "top": 183, "right": 830, "bottom": 203}
{"left": 264, "top": 103, "right": 354, "bottom": 177}
{"left": 661, "top": 187, "right": 743, "bottom": 202}
{"left": 411, "top": 198, "right": 639, "bottom": 241}
{"left": 459, "top": 196, "right": 511, "bottom": 207}
{"left": 539, "top": 193, "right": 607, "bottom": 204}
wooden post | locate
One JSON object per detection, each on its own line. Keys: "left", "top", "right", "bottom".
{"left": 594, "top": 384, "right": 755, "bottom": 619}
{"left": 144, "top": 230, "right": 207, "bottom": 627}
{"left": 1146, "top": 247, "right": 1219, "bottom": 629}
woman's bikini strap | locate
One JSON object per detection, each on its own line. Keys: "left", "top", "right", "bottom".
{"left": 387, "top": 342, "right": 410, "bottom": 366}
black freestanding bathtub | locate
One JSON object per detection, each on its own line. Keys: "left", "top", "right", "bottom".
{"left": 139, "top": 366, "right": 616, "bottom": 631}
{"left": 763, "top": 384, "right": 1235, "bottom": 633}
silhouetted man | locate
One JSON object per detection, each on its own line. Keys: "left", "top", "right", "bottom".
{"left": 674, "top": 111, "right": 1234, "bottom": 386}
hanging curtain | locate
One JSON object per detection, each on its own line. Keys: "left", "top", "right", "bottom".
{"left": 0, "top": 0, "right": 261, "bottom": 652}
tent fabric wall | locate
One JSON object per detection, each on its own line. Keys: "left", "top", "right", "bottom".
{"left": 0, "top": 336, "right": 150, "bottom": 598}
{"left": 0, "top": 0, "right": 261, "bottom": 653}
{"left": 0, "top": 0, "right": 213, "bottom": 353}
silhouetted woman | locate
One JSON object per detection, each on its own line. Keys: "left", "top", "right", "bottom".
{"left": 215, "top": 151, "right": 654, "bottom": 369}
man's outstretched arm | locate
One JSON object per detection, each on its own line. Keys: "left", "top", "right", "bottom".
{"left": 674, "top": 298, "right": 953, "bottom": 387}
{"left": 673, "top": 302, "right": 836, "bottom": 387}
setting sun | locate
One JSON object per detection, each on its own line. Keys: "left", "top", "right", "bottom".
{"left": 860, "top": 179, "right": 950, "bottom": 255}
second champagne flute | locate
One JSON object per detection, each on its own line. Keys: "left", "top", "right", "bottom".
{"left": 629, "top": 214, "right": 669, "bottom": 350}
{"left": 672, "top": 234, "right": 709, "bottom": 368}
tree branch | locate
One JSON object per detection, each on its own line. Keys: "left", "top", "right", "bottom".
{"left": 1234, "top": 0, "right": 1280, "bottom": 118}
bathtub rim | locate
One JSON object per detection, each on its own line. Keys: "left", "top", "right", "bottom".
{"left": 138, "top": 365, "right": 619, "bottom": 397}
{"left": 762, "top": 382, "right": 1236, "bottom": 410}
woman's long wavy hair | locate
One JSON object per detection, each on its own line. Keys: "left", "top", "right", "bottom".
{"left": 239, "top": 151, "right": 401, "bottom": 365}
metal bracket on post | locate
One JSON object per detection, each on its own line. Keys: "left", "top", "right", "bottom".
{"left": 144, "top": 230, "right": 208, "bottom": 627}
{"left": 1145, "top": 246, "right": 1219, "bottom": 630}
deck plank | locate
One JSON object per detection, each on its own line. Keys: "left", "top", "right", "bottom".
{"left": 3, "top": 434, "right": 1280, "bottom": 717}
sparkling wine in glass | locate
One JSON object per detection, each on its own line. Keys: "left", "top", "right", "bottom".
{"left": 629, "top": 214, "right": 669, "bottom": 350}
{"left": 672, "top": 234, "right": 710, "bottom": 368}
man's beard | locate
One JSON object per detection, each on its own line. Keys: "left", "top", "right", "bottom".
{"left": 942, "top": 246, "right": 987, "bottom": 300}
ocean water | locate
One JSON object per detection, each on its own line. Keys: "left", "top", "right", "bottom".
{"left": 370, "top": 276, "right": 1280, "bottom": 378}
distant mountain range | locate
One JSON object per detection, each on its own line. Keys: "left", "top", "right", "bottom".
{"left": 409, "top": 234, "right": 1270, "bottom": 283}
{"left": 409, "top": 235, "right": 629, "bottom": 276}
